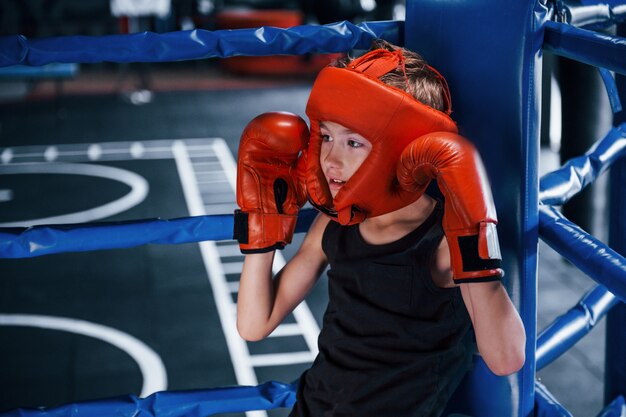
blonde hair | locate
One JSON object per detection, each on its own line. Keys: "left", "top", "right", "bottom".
{"left": 331, "top": 39, "right": 448, "bottom": 112}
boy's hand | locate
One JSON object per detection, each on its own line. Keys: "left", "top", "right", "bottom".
{"left": 234, "top": 112, "right": 309, "bottom": 253}
{"left": 397, "top": 132, "right": 503, "bottom": 283}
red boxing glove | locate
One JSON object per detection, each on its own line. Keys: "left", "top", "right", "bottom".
{"left": 234, "top": 112, "right": 309, "bottom": 253}
{"left": 397, "top": 132, "right": 503, "bottom": 283}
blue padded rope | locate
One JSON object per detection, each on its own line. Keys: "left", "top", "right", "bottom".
{"left": 0, "top": 20, "right": 402, "bottom": 67}
{"left": 595, "top": 396, "right": 626, "bottom": 417}
{"left": 539, "top": 124, "right": 626, "bottom": 206}
{"left": 598, "top": 67, "right": 622, "bottom": 114}
{"left": 555, "top": 0, "right": 626, "bottom": 30}
{"left": 0, "top": 63, "right": 79, "bottom": 79}
{"left": 543, "top": 15, "right": 624, "bottom": 113}
{"left": 536, "top": 284, "right": 618, "bottom": 370}
{"left": 539, "top": 205, "right": 626, "bottom": 304}
{"left": 0, "top": 208, "right": 318, "bottom": 258}
{"left": 537, "top": 123, "right": 626, "bottom": 345}
{"left": 0, "top": 380, "right": 297, "bottom": 417}
{"left": 543, "top": 20, "right": 626, "bottom": 76}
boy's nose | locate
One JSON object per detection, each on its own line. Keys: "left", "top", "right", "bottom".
{"left": 322, "top": 143, "right": 343, "bottom": 168}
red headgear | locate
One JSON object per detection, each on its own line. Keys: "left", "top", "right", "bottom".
{"left": 305, "top": 48, "right": 458, "bottom": 225}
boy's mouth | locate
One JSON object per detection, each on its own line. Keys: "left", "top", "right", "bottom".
{"left": 328, "top": 178, "right": 346, "bottom": 191}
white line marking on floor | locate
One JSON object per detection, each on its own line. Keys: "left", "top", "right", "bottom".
{"left": 0, "top": 189, "right": 12, "bottom": 202}
{"left": 269, "top": 323, "right": 304, "bottom": 337}
{"left": 212, "top": 140, "right": 237, "bottom": 191}
{"left": 216, "top": 244, "right": 244, "bottom": 257}
{"left": 87, "top": 144, "right": 102, "bottom": 160}
{"left": 172, "top": 141, "right": 259, "bottom": 392}
{"left": 130, "top": 142, "right": 145, "bottom": 158}
{"left": 0, "top": 314, "right": 167, "bottom": 398}
{"left": 226, "top": 281, "right": 240, "bottom": 292}
{"left": 249, "top": 352, "right": 317, "bottom": 367}
{"left": 222, "top": 262, "right": 245, "bottom": 274}
{"left": 1, "top": 148, "right": 13, "bottom": 164}
{"left": 0, "top": 163, "right": 149, "bottom": 227}
{"left": 44, "top": 146, "right": 58, "bottom": 162}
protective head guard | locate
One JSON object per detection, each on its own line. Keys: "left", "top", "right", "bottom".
{"left": 305, "top": 48, "right": 459, "bottom": 225}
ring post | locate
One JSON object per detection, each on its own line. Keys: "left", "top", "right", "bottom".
{"left": 404, "top": 0, "right": 547, "bottom": 415}
{"left": 605, "top": 22, "right": 626, "bottom": 402}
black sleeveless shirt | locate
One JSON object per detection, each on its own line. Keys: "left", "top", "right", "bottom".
{"left": 290, "top": 203, "right": 474, "bottom": 417}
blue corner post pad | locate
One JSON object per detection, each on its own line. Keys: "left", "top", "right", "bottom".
{"left": 0, "top": 381, "right": 297, "bottom": 417}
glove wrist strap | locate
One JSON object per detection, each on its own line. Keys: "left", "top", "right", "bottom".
{"left": 234, "top": 210, "right": 297, "bottom": 253}
{"left": 447, "top": 223, "right": 503, "bottom": 283}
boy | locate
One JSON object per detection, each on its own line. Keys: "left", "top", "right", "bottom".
{"left": 233, "top": 40, "right": 526, "bottom": 416}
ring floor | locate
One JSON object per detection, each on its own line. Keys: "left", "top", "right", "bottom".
{"left": 0, "top": 62, "right": 608, "bottom": 417}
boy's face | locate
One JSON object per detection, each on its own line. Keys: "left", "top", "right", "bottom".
{"left": 319, "top": 121, "right": 372, "bottom": 198}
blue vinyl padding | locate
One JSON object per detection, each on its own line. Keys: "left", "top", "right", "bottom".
{"left": 538, "top": 123, "right": 626, "bottom": 303}
{"left": 0, "top": 208, "right": 318, "bottom": 258}
{"left": 598, "top": 67, "right": 622, "bottom": 114}
{"left": 557, "top": 0, "right": 626, "bottom": 29}
{"left": 539, "top": 124, "right": 626, "bottom": 206}
{"left": 539, "top": 205, "right": 626, "bottom": 303}
{"left": 534, "top": 382, "right": 626, "bottom": 417}
{"left": 0, "top": 21, "right": 401, "bottom": 67}
{"left": 404, "top": 0, "right": 550, "bottom": 415}
{"left": 0, "top": 380, "right": 297, "bottom": 417}
{"left": 534, "top": 381, "right": 574, "bottom": 417}
{"left": 536, "top": 285, "right": 618, "bottom": 370}
{"left": 595, "top": 396, "right": 626, "bottom": 417}
{"left": 544, "top": 20, "right": 626, "bottom": 76}
{"left": 0, "top": 63, "right": 78, "bottom": 79}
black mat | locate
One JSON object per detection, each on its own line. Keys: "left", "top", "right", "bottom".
{"left": 0, "top": 85, "right": 326, "bottom": 417}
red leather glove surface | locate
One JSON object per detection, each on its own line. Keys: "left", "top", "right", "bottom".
{"left": 234, "top": 112, "right": 309, "bottom": 253}
{"left": 397, "top": 132, "right": 503, "bottom": 283}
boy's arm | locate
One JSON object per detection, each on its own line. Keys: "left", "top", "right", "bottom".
{"left": 433, "top": 238, "right": 526, "bottom": 376}
{"left": 460, "top": 281, "right": 526, "bottom": 376}
{"left": 237, "top": 214, "right": 329, "bottom": 341}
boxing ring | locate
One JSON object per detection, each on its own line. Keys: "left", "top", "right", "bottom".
{"left": 1, "top": 0, "right": 626, "bottom": 416}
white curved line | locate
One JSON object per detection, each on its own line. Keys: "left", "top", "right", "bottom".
{"left": 0, "top": 163, "right": 149, "bottom": 227}
{"left": 0, "top": 314, "right": 167, "bottom": 397}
